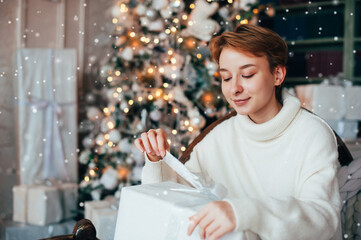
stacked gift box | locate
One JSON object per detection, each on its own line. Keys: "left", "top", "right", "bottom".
{"left": 84, "top": 196, "right": 118, "bottom": 240}
{"left": 296, "top": 83, "right": 361, "bottom": 139}
{"left": 9, "top": 49, "right": 78, "bottom": 238}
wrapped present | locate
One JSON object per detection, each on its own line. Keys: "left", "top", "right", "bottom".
{"left": 114, "top": 152, "right": 245, "bottom": 240}
{"left": 12, "top": 184, "right": 78, "bottom": 226}
{"left": 345, "top": 87, "right": 361, "bottom": 120}
{"left": 85, "top": 197, "right": 117, "bottom": 240}
{"left": 14, "top": 49, "right": 77, "bottom": 185}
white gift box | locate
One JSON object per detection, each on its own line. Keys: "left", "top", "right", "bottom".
{"left": 345, "top": 87, "right": 361, "bottom": 120}
{"left": 27, "top": 185, "right": 63, "bottom": 226}
{"left": 114, "top": 182, "right": 245, "bottom": 240}
{"left": 14, "top": 49, "right": 78, "bottom": 185}
{"left": 12, "top": 184, "right": 78, "bottom": 226}
{"left": 59, "top": 183, "right": 78, "bottom": 219}
{"left": 85, "top": 198, "right": 117, "bottom": 240}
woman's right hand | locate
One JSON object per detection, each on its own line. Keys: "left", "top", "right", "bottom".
{"left": 134, "top": 129, "right": 169, "bottom": 162}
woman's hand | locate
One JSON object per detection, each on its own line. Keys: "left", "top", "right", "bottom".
{"left": 134, "top": 129, "right": 169, "bottom": 162}
{"left": 187, "top": 201, "right": 236, "bottom": 240}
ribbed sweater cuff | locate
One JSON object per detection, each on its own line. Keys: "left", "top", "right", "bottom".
{"left": 141, "top": 153, "right": 163, "bottom": 184}
{"left": 224, "top": 197, "right": 258, "bottom": 232}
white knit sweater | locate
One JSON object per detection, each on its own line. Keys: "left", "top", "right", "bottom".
{"left": 142, "top": 94, "right": 341, "bottom": 240}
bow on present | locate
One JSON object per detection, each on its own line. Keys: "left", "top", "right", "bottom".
{"left": 162, "top": 151, "right": 228, "bottom": 200}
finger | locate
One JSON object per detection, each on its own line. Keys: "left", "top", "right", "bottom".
{"left": 198, "top": 217, "right": 214, "bottom": 240}
{"left": 207, "top": 227, "right": 227, "bottom": 240}
{"left": 134, "top": 139, "right": 145, "bottom": 153}
{"left": 140, "top": 132, "right": 153, "bottom": 154}
{"left": 155, "top": 129, "right": 167, "bottom": 157}
{"left": 205, "top": 221, "right": 220, "bottom": 238}
{"left": 187, "top": 206, "right": 209, "bottom": 236}
{"left": 147, "top": 130, "right": 160, "bottom": 156}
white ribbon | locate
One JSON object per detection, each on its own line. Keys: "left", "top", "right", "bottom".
{"left": 162, "top": 151, "right": 227, "bottom": 200}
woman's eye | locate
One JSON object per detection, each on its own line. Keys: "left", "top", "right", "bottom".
{"left": 242, "top": 74, "right": 255, "bottom": 79}
{"left": 222, "top": 77, "right": 231, "bottom": 82}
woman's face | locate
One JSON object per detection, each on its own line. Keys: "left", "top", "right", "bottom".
{"left": 219, "top": 47, "right": 284, "bottom": 124}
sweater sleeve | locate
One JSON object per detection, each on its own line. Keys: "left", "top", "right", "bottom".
{"left": 225, "top": 127, "right": 341, "bottom": 240}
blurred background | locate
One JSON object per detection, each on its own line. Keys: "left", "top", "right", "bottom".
{"left": 0, "top": 0, "right": 361, "bottom": 239}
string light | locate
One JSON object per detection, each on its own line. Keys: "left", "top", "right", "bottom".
{"left": 173, "top": 18, "right": 179, "bottom": 23}
{"left": 107, "top": 76, "right": 113, "bottom": 82}
{"left": 182, "top": 15, "right": 188, "bottom": 20}
{"left": 108, "top": 141, "right": 113, "bottom": 147}
{"left": 107, "top": 122, "right": 115, "bottom": 129}
{"left": 188, "top": 126, "right": 194, "bottom": 132}
{"left": 117, "top": 87, "right": 122, "bottom": 93}
{"left": 170, "top": 27, "right": 177, "bottom": 33}
{"left": 129, "top": 32, "right": 136, "bottom": 37}
{"left": 170, "top": 58, "right": 176, "bottom": 64}
{"left": 163, "top": 95, "right": 169, "bottom": 101}
{"left": 253, "top": 9, "right": 259, "bottom": 14}
{"left": 227, "top": 0, "right": 233, "bottom": 3}
{"left": 138, "top": 96, "right": 143, "bottom": 102}
{"left": 84, "top": 176, "right": 90, "bottom": 182}
{"left": 155, "top": 89, "right": 163, "bottom": 97}
{"left": 103, "top": 107, "right": 110, "bottom": 115}
{"left": 115, "top": 70, "right": 121, "bottom": 76}
{"left": 173, "top": 108, "right": 179, "bottom": 114}
{"left": 159, "top": 67, "right": 165, "bottom": 73}
{"left": 184, "top": 120, "right": 190, "bottom": 126}
{"left": 148, "top": 95, "right": 154, "bottom": 100}
{"left": 128, "top": 99, "right": 134, "bottom": 105}
{"left": 240, "top": 19, "right": 248, "bottom": 24}
{"left": 165, "top": 29, "right": 171, "bottom": 34}
{"left": 147, "top": 67, "right": 154, "bottom": 74}
{"left": 154, "top": 38, "right": 160, "bottom": 44}
{"left": 196, "top": 53, "right": 202, "bottom": 59}
{"left": 177, "top": 38, "right": 183, "bottom": 43}
{"left": 104, "top": 134, "right": 110, "bottom": 140}
{"left": 163, "top": 83, "right": 169, "bottom": 88}
{"left": 113, "top": 92, "right": 119, "bottom": 98}
{"left": 168, "top": 49, "right": 174, "bottom": 55}
{"left": 236, "top": 15, "right": 241, "bottom": 20}
{"left": 189, "top": 3, "right": 195, "bottom": 9}
{"left": 89, "top": 169, "right": 96, "bottom": 176}
{"left": 124, "top": 107, "right": 129, "bottom": 113}
{"left": 181, "top": 146, "right": 186, "bottom": 151}
{"left": 172, "top": 129, "right": 177, "bottom": 135}
{"left": 112, "top": 18, "right": 118, "bottom": 24}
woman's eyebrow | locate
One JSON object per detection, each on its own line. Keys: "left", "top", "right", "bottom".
{"left": 219, "top": 64, "right": 256, "bottom": 72}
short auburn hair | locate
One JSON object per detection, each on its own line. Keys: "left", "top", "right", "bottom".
{"left": 209, "top": 24, "right": 288, "bottom": 103}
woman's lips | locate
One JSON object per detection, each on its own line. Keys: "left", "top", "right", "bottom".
{"left": 233, "top": 97, "right": 251, "bottom": 106}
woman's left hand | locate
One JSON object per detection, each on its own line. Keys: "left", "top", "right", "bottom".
{"left": 187, "top": 201, "right": 236, "bottom": 240}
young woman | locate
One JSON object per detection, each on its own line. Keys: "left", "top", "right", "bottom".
{"left": 134, "top": 24, "right": 341, "bottom": 240}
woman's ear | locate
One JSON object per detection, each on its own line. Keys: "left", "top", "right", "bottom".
{"left": 274, "top": 65, "right": 286, "bottom": 86}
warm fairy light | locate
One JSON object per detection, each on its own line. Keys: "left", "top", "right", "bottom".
{"left": 104, "top": 134, "right": 110, "bottom": 140}
{"left": 165, "top": 29, "right": 171, "bottom": 34}
{"left": 147, "top": 67, "right": 154, "bottom": 74}
{"left": 182, "top": 15, "right": 188, "bottom": 20}
{"left": 207, "top": 0, "right": 211, "bottom": 2}
{"left": 97, "top": 139, "right": 104, "bottom": 146}
{"left": 117, "top": 87, "right": 122, "bottom": 93}
{"left": 178, "top": 38, "right": 183, "bottom": 43}
{"left": 253, "top": 9, "right": 259, "bottom": 14}
{"left": 124, "top": 107, "right": 129, "bottom": 113}
{"left": 168, "top": 49, "right": 174, "bottom": 55}
{"left": 107, "top": 76, "right": 113, "bottom": 82}
{"left": 113, "top": 92, "right": 119, "bottom": 98}
{"left": 103, "top": 107, "right": 110, "bottom": 114}
{"left": 138, "top": 96, "right": 143, "bottom": 102}
{"left": 159, "top": 67, "right": 165, "bottom": 73}
{"left": 120, "top": 4, "right": 128, "bottom": 12}
{"left": 89, "top": 169, "right": 96, "bottom": 176}
{"left": 129, "top": 32, "right": 136, "bottom": 37}
{"left": 173, "top": 108, "right": 179, "bottom": 114}
{"left": 115, "top": 70, "right": 121, "bottom": 76}
{"left": 107, "top": 121, "right": 115, "bottom": 129}
{"left": 190, "top": 3, "right": 195, "bottom": 9}
{"left": 164, "top": 95, "right": 169, "bottom": 101}
{"left": 112, "top": 18, "right": 118, "bottom": 24}
{"left": 181, "top": 146, "right": 186, "bottom": 151}
{"left": 108, "top": 142, "right": 113, "bottom": 147}
{"left": 188, "top": 21, "right": 193, "bottom": 26}
{"left": 171, "top": 73, "right": 177, "bottom": 79}
{"left": 128, "top": 99, "right": 134, "bottom": 105}
{"left": 171, "top": 27, "right": 177, "bottom": 33}
{"left": 154, "top": 38, "right": 160, "bottom": 44}
{"left": 148, "top": 95, "right": 154, "bottom": 100}
{"left": 84, "top": 176, "right": 90, "bottom": 182}
{"left": 188, "top": 126, "right": 194, "bottom": 132}
{"left": 184, "top": 120, "right": 190, "bottom": 126}
{"left": 236, "top": 15, "right": 241, "bottom": 20}
{"left": 170, "top": 58, "right": 176, "bottom": 64}
{"left": 173, "top": 18, "right": 179, "bottom": 23}
{"left": 163, "top": 82, "right": 169, "bottom": 88}
{"left": 140, "top": 36, "right": 146, "bottom": 42}
{"left": 172, "top": 129, "right": 177, "bottom": 135}
{"left": 240, "top": 19, "right": 248, "bottom": 24}
{"left": 196, "top": 53, "right": 202, "bottom": 59}
{"left": 168, "top": 93, "right": 173, "bottom": 99}
{"left": 227, "top": 0, "right": 233, "bottom": 3}
{"left": 144, "top": 37, "right": 151, "bottom": 43}
{"left": 155, "top": 89, "right": 162, "bottom": 97}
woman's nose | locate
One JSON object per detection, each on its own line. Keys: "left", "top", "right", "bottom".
{"left": 231, "top": 77, "right": 243, "bottom": 95}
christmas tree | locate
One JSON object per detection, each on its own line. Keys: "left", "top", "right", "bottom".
{"left": 78, "top": 0, "right": 275, "bottom": 205}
